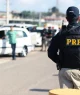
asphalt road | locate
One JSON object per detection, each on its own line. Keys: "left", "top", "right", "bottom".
{"left": 0, "top": 48, "right": 59, "bottom": 95}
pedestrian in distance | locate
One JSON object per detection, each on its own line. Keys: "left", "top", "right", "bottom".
{"left": 48, "top": 6, "right": 80, "bottom": 89}
{"left": 51, "top": 27, "right": 56, "bottom": 37}
{"left": 40, "top": 26, "right": 47, "bottom": 51}
{"left": 6, "top": 26, "right": 17, "bottom": 60}
{"left": 45, "top": 27, "right": 53, "bottom": 49}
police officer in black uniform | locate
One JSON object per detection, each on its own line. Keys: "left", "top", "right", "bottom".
{"left": 41, "top": 26, "right": 47, "bottom": 51}
{"left": 48, "top": 6, "right": 80, "bottom": 89}
{"left": 45, "top": 27, "right": 53, "bottom": 48}
{"left": 46, "top": 27, "right": 53, "bottom": 38}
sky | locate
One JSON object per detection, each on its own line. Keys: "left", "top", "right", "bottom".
{"left": 0, "top": 0, "right": 80, "bottom": 13}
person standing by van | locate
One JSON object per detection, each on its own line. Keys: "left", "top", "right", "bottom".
{"left": 7, "top": 26, "right": 17, "bottom": 60}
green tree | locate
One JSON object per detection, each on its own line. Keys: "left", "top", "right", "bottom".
{"left": 52, "top": 7, "right": 59, "bottom": 13}
{"left": 21, "top": 11, "right": 31, "bottom": 18}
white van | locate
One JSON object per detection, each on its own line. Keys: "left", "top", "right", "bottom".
{"left": 35, "top": 27, "right": 44, "bottom": 46}
{"left": 2, "top": 24, "right": 38, "bottom": 46}
{"left": 0, "top": 27, "right": 34, "bottom": 57}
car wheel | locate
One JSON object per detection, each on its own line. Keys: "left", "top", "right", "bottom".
{"left": 18, "top": 46, "right": 28, "bottom": 57}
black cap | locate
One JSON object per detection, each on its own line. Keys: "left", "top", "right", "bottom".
{"left": 66, "top": 6, "right": 79, "bottom": 19}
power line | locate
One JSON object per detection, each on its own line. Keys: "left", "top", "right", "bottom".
{"left": 39, "top": 12, "right": 42, "bottom": 26}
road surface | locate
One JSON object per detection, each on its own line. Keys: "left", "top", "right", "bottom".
{"left": 0, "top": 48, "right": 59, "bottom": 95}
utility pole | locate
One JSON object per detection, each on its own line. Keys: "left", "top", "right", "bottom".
{"left": 39, "top": 12, "right": 41, "bottom": 26}
{"left": 56, "top": 0, "right": 59, "bottom": 10}
{"left": 6, "top": 0, "right": 9, "bottom": 24}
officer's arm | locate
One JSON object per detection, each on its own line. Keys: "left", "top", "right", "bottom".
{"left": 48, "top": 33, "right": 60, "bottom": 64}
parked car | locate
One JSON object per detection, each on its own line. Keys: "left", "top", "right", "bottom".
{"left": 27, "top": 26, "right": 43, "bottom": 46}
{"left": 3, "top": 24, "right": 38, "bottom": 46}
{"left": 0, "top": 27, "right": 34, "bottom": 57}
{"left": 34, "top": 27, "right": 44, "bottom": 46}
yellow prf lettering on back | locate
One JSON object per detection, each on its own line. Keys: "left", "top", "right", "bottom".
{"left": 66, "top": 39, "right": 71, "bottom": 45}
{"left": 77, "top": 39, "right": 80, "bottom": 45}
{"left": 72, "top": 39, "right": 76, "bottom": 45}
